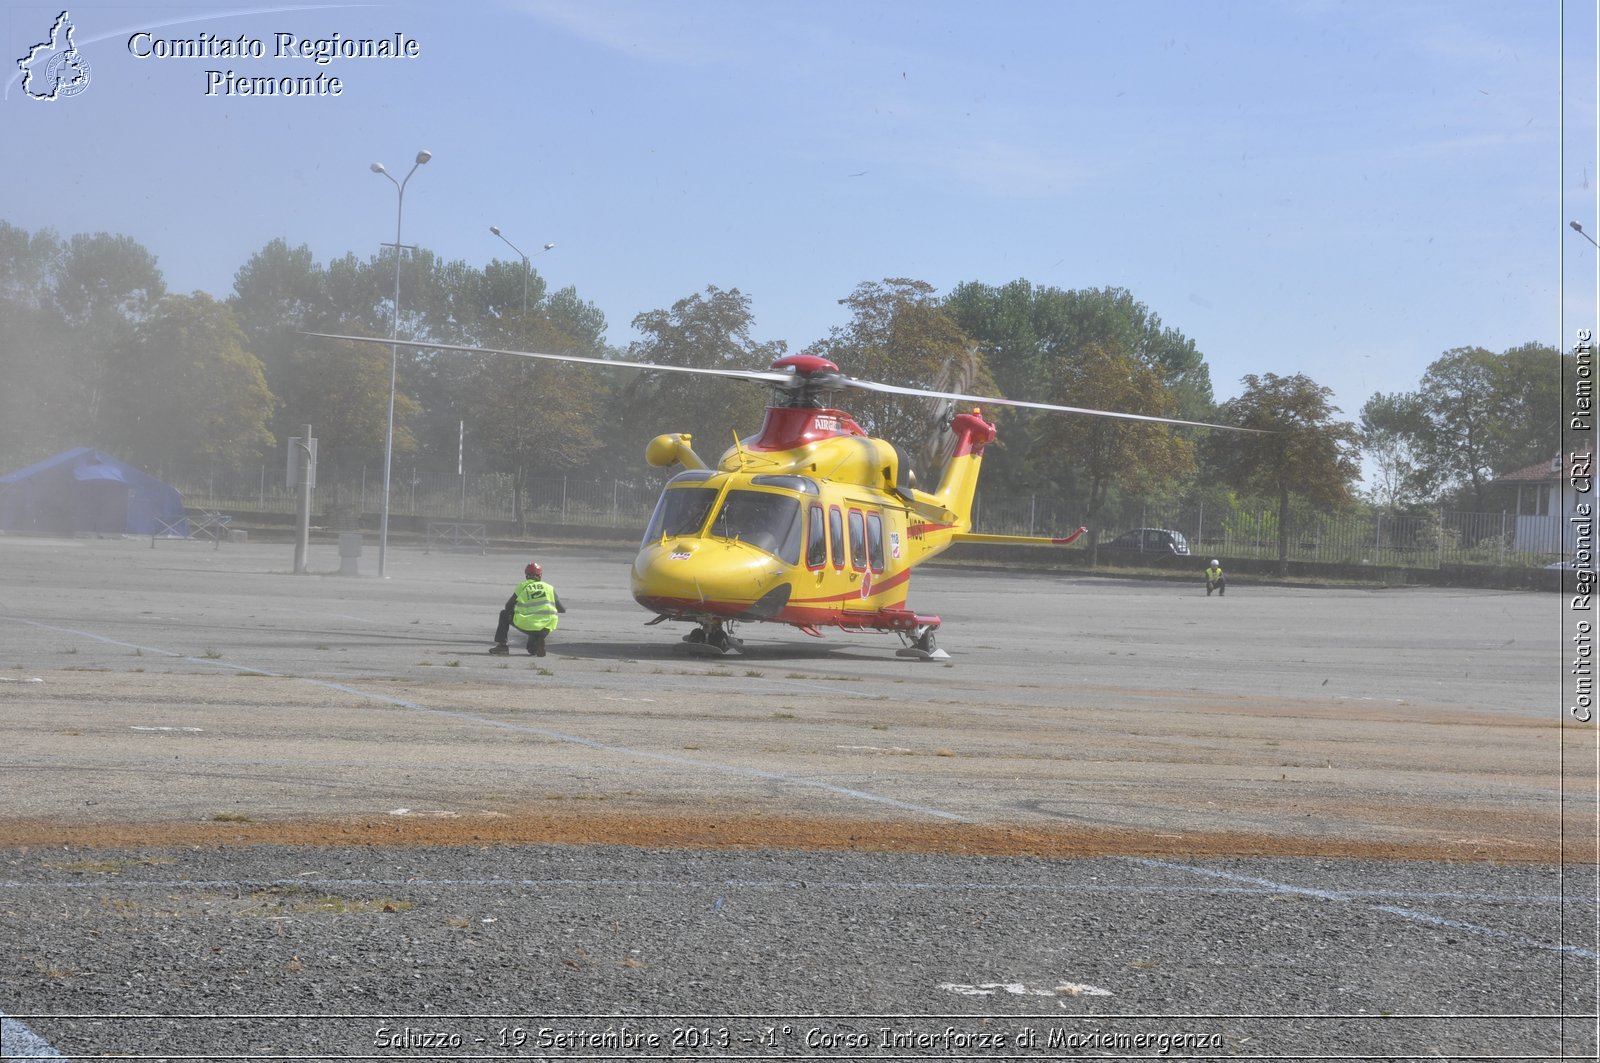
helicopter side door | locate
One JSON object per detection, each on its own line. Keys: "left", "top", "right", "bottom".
{"left": 842, "top": 504, "right": 887, "bottom": 615}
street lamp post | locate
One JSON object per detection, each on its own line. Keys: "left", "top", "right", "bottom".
{"left": 370, "top": 149, "right": 431, "bottom": 579}
{"left": 1571, "top": 221, "right": 1600, "bottom": 249}
{"left": 489, "top": 225, "right": 554, "bottom": 315}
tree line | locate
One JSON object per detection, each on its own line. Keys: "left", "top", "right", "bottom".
{"left": 0, "top": 221, "right": 1566, "bottom": 567}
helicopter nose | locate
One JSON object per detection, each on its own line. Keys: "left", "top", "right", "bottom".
{"left": 632, "top": 540, "right": 789, "bottom": 619}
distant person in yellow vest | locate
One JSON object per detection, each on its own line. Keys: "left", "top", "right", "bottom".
{"left": 490, "top": 561, "right": 566, "bottom": 656}
{"left": 1205, "top": 559, "right": 1226, "bottom": 597}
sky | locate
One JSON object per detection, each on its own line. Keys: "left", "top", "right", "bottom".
{"left": 2, "top": 0, "right": 1595, "bottom": 444}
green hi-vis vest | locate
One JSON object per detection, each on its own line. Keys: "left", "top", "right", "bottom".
{"left": 512, "top": 579, "right": 559, "bottom": 632}
{"left": 1206, "top": 566, "right": 1223, "bottom": 582}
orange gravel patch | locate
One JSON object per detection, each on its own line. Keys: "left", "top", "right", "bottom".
{"left": 0, "top": 809, "right": 1575, "bottom": 863}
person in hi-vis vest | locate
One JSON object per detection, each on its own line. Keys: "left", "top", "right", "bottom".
{"left": 490, "top": 561, "right": 566, "bottom": 656}
{"left": 1205, "top": 559, "right": 1226, "bottom": 597}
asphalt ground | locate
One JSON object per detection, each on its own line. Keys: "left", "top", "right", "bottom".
{"left": 0, "top": 534, "right": 1595, "bottom": 1060}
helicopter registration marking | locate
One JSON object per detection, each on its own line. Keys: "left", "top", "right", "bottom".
{"left": 671, "top": 550, "right": 692, "bottom": 560}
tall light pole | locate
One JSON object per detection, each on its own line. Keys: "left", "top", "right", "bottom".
{"left": 370, "top": 148, "right": 431, "bottom": 579}
{"left": 489, "top": 225, "right": 554, "bottom": 315}
{"left": 1572, "top": 221, "right": 1600, "bottom": 249}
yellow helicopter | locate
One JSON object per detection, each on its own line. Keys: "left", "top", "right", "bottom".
{"left": 309, "top": 335, "right": 1247, "bottom": 658}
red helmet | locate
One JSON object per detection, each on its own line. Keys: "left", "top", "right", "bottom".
{"left": 525, "top": 561, "right": 543, "bottom": 579}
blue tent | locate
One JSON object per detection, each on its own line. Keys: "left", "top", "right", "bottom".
{"left": 0, "top": 449, "right": 187, "bottom": 536}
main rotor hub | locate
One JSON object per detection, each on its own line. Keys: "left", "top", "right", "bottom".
{"left": 768, "top": 353, "right": 848, "bottom": 408}
{"left": 769, "top": 354, "right": 840, "bottom": 375}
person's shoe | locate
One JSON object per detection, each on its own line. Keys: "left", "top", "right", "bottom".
{"left": 488, "top": 643, "right": 510, "bottom": 656}
{"left": 535, "top": 642, "right": 547, "bottom": 657}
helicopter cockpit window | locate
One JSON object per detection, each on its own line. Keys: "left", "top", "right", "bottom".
{"left": 749, "top": 475, "right": 819, "bottom": 495}
{"left": 710, "top": 490, "right": 803, "bottom": 565}
{"left": 641, "top": 485, "right": 719, "bottom": 543}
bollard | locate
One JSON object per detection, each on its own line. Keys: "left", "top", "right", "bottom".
{"left": 338, "top": 532, "right": 363, "bottom": 577}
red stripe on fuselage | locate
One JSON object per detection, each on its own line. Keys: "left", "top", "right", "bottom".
{"left": 788, "top": 567, "right": 911, "bottom": 606}
{"left": 636, "top": 595, "right": 912, "bottom": 628}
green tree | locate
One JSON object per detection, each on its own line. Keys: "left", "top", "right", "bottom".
{"left": 1358, "top": 391, "right": 1431, "bottom": 510}
{"left": 820, "top": 278, "right": 991, "bottom": 484}
{"left": 468, "top": 314, "right": 604, "bottom": 530}
{"left": 0, "top": 223, "right": 67, "bottom": 464}
{"left": 1487, "top": 342, "right": 1564, "bottom": 473}
{"left": 52, "top": 231, "right": 165, "bottom": 326}
{"left": 276, "top": 334, "right": 418, "bottom": 476}
{"left": 1043, "top": 342, "right": 1196, "bottom": 561}
{"left": 943, "top": 278, "right": 1041, "bottom": 402}
{"left": 1204, "top": 372, "right": 1361, "bottom": 574}
{"left": 546, "top": 286, "right": 609, "bottom": 357}
{"left": 0, "top": 227, "right": 166, "bottom": 463}
{"left": 1394, "top": 344, "right": 1565, "bottom": 509}
{"left": 943, "top": 280, "right": 1215, "bottom": 501}
{"left": 107, "top": 292, "right": 275, "bottom": 475}
{"left": 230, "top": 239, "right": 339, "bottom": 450}
{"left": 616, "top": 286, "right": 782, "bottom": 473}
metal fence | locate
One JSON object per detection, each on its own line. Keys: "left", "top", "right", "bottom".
{"left": 170, "top": 466, "right": 1561, "bottom": 569}
{"left": 171, "top": 466, "right": 661, "bottom": 530}
{"left": 969, "top": 494, "right": 1554, "bottom": 568}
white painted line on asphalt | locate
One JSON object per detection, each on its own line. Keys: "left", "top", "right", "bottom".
{"left": 1135, "top": 858, "right": 1600, "bottom": 961}
{"left": 3, "top": 617, "right": 970, "bottom": 823}
{"left": 938, "top": 980, "right": 1112, "bottom": 998}
{"left": 1, "top": 1009, "right": 70, "bottom": 1058}
{"left": 1054, "top": 981, "right": 1115, "bottom": 996}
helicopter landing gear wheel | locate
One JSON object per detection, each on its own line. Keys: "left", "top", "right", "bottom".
{"left": 895, "top": 624, "right": 950, "bottom": 661}
{"left": 679, "top": 620, "right": 743, "bottom": 656}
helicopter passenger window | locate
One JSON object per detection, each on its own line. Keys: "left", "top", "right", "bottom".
{"left": 806, "top": 504, "right": 827, "bottom": 568}
{"left": 848, "top": 509, "right": 866, "bottom": 571}
{"left": 710, "top": 491, "right": 803, "bottom": 565}
{"left": 867, "top": 512, "right": 885, "bottom": 572}
{"left": 828, "top": 506, "right": 844, "bottom": 569}
{"left": 641, "top": 486, "right": 719, "bottom": 543}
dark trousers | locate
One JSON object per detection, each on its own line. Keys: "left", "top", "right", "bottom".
{"left": 495, "top": 607, "right": 548, "bottom": 652}
{"left": 1207, "top": 578, "right": 1226, "bottom": 596}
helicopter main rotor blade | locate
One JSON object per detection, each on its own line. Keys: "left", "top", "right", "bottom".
{"left": 300, "top": 332, "right": 796, "bottom": 387}
{"left": 304, "top": 330, "right": 1265, "bottom": 432}
{"left": 847, "top": 377, "right": 1267, "bottom": 433}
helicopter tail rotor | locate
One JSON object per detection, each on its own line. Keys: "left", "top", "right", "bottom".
{"left": 917, "top": 344, "right": 983, "bottom": 481}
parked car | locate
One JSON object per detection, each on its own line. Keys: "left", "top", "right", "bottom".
{"left": 1100, "top": 527, "right": 1192, "bottom": 556}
